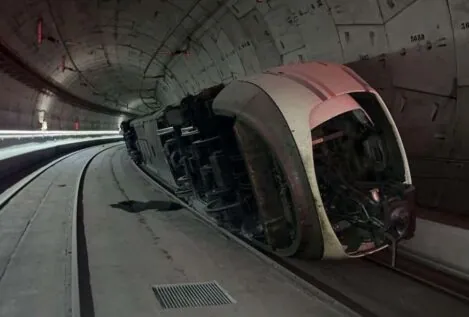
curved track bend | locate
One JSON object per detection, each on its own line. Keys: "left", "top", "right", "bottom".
{"left": 0, "top": 145, "right": 468, "bottom": 317}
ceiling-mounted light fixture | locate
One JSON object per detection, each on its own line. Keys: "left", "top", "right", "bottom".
{"left": 37, "top": 18, "right": 43, "bottom": 45}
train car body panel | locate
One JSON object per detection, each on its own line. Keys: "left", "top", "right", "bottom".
{"left": 309, "top": 94, "right": 364, "bottom": 129}
{"left": 131, "top": 112, "right": 179, "bottom": 189}
{"left": 365, "top": 91, "right": 412, "bottom": 184}
{"left": 212, "top": 80, "right": 325, "bottom": 259}
{"left": 237, "top": 72, "right": 348, "bottom": 258}
{"left": 267, "top": 62, "right": 371, "bottom": 99}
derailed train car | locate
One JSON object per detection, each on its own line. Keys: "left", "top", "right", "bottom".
{"left": 124, "top": 62, "right": 416, "bottom": 260}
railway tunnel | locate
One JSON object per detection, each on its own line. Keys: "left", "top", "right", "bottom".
{"left": 1, "top": 0, "right": 469, "bottom": 316}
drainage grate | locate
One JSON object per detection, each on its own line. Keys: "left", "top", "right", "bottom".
{"left": 152, "top": 281, "right": 236, "bottom": 309}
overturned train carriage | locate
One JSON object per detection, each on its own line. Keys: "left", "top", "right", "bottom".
{"left": 126, "top": 62, "right": 416, "bottom": 260}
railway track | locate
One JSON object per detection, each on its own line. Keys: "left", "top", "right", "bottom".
{"left": 366, "top": 250, "right": 469, "bottom": 303}
{"left": 1, "top": 144, "right": 469, "bottom": 317}
{"left": 0, "top": 143, "right": 121, "bottom": 317}
{"left": 131, "top": 155, "right": 469, "bottom": 317}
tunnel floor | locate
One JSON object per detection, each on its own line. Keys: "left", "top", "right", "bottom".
{"left": 0, "top": 145, "right": 468, "bottom": 317}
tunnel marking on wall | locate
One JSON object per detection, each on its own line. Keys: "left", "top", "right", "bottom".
{"left": 37, "top": 18, "right": 43, "bottom": 45}
{"left": 359, "top": 54, "right": 370, "bottom": 61}
{"left": 286, "top": 1, "right": 325, "bottom": 26}
{"left": 410, "top": 33, "right": 425, "bottom": 42}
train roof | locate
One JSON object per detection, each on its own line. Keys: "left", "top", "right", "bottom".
{"left": 265, "top": 62, "right": 373, "bottom": 103}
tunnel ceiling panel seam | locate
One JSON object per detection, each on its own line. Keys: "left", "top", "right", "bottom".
{"left": 45, "top": 0, "right": 127, "bottom": 108}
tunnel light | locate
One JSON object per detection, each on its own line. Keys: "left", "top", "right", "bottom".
{"left": 37, "top": 18, "right": 43, "bottom": 45}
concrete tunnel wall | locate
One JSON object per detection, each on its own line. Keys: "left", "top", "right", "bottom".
{"left": 0, "top": 0, "right": 468, "bottom": 214}
{"left": 0, "top": 73, "right": 118, "bottom": 130}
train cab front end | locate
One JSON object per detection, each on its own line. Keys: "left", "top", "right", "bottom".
{"left": 310, "top": 91, "right": 416, "bottom": 260}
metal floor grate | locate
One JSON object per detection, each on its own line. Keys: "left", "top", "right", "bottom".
{"left": 152, "top": 281, "right": 236, "bottom": 309}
